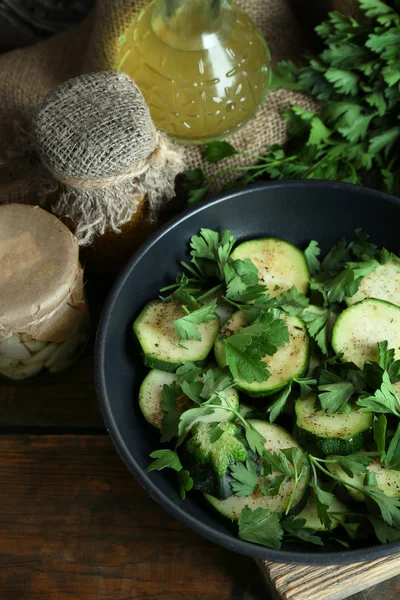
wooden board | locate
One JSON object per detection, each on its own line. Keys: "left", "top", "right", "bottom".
{"left": 0, "top": 434, "right": 264, "bottom": 600}
{"left": 258, "top": 555, "right": 400, "bottom": 600}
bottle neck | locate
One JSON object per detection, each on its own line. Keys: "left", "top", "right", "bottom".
{"left": 162, "top": 0, "right": 222, "bottom": 38}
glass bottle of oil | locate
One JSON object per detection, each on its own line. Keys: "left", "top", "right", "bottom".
{"left": 116, "top": 0, "right": 271, "bottom": 142}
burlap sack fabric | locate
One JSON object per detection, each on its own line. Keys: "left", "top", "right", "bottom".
{"left": 0, "top": 0, "right": 317, "bottom": 205}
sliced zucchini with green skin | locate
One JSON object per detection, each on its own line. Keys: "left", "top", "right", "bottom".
{"left": 346, "top": 261, "right": 400, "bottom": 307}
{"left": 214, "top": 311, "right": 310, "bottom": 398}
{"left": 230, "top": 238, "right": 310, "bottom": 297}
{"left": 138, "top": 368, "right": 240, "bottom": 429}
{"left": 215, "top": 297, "right": 235, "bottom": 326}
{"left": 297, "top": 493, "right": 349, "bottom": 531}
{"left": 332, "top": 298, "right": 400, "bottom": 370}
{"left": 133, "top": 300, "right": 220, "bottom": 372}
{"left": 204, "top": 420, "right": 310, "bottom": 521}
{"left": 327, "top": 458, "right": 400, "bottom": 501}
{"left": 294, "top": 394, "right": 373, "bottom": 456}
{"left": 307, "top": 346, "right": 320, "bottom": 377}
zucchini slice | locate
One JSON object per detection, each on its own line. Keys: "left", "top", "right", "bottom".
{"left": 133, "top": 300, "right": 220, "bottom": 372}
{"left": 294, "top": 394, "right": 373, "bottom": 455}
{"left": 204, "top": 420, "right": 309, "bottom": 520}
{"left": 230, "top": 238, "right": 309, "bottom": 297}
{"left": 138, "top": 368, "right": 239, "bottom": 429}
{"left": 214, "top": 311, "right": 309, "bottom": 397}
{"left": 327, "top": 458, "right": 400, "bottom": 501}
{"left": 346, "top": 261, "right": 400, "bottom": 307}
{"left": 332, "top": 298, "right": 400, "bottom": 370}
{"left": 297, "top": 493, "right": 349, "bottom": 531}
{"left": 215, "top": 297, "right": 235, "bottom": 326}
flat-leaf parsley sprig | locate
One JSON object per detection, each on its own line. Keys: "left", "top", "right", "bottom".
{"left": 183, "top": 2, "right": 400, "bottom": 202}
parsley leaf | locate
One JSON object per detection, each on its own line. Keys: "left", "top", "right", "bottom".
{"left": 368, "top": 517, "right": 400, "bottom": 544}
{"left": 230, "top": 460, "right": 259, "bottom": 496}
{"left": 223, "top": 309, "right": 288, "bottom": 384}
{"left": 280, "top": 286, "right": 310, "bottom": 316}
{"left": 189, "top": 228, "right": 236, "bottom": 281}
{"left": 349, "top": 228, "right": 378, "bottom": 259}
{"left": 346, "top": 258, "right": 380, "bottom": 281}
{"left": 378, "top": 340, "right": 400, "bottom": 379}
{"left": 176, "top": 362, "right": 203, "bottom": 383}
{"left": 180, "top": 380, "right": 203, "bottom": 404}
{"left": 310, "top": 483, "right": 335, "bottom": 530}
{"left": 281, "top": 516, "right": 324, "bottom": 546}
{"left": 364, "top": 487, "right": 400, "bottom": 527}
{"left": 200, "top": 367, "right": 233, "bottom": 400}
{"left": 260, "top": 474, "right": 286, "bottom": 496}
{"left": 238, "top": 507, "right": 283, "bottom": 549}
{"left": 174, "top": 299, "right": 218, "bottom": 342}
{"left": 304, "top": 240, "right": 321, "bottom": 275}
{"left": 318, "top": 380, "right": 354, "bottom": 413}
{"left": 224, "top": 258, "right": 266, "bottom": 302}
{"left": 385, "top": 422, "right": 400, "bottom": 470}
{"left": 336, "top": 453, "right": 374, "bottom": 478}
{"left": 177, "top": 469, "right": 193, "bottom": 499}
{"left": 267, "top": 383, "right": 292, "bottom": 423}
{"left": 178, "top": 406, "right": 215, "bottom": 438}
{"left": 373, "top": 414, "right": 387, "bottom": 459}
{"left": 245, "top": 426, "right": 266, "bottom": 457}
{"left": 147, "top": 450, "right": 193, "bottom": 499}
{"left": 341, "top": 522, "right": 360, "bottom": 540}
{"left": 357, "top": 371, "right": 400, "bottom": 416}
{"left": 148, "top": 449, "right": 183, "bottom": 472}
{"left": 321, "top": 238, "right": 351, "bottom": 272}
{"left": 307, "top": 311, "right": 331, "bottom": 356}
{"left": 295, "top": 376, "right": 318, "bottom": 399}
{"left": 203, "top": 140, "right": 238, "bottom": 163}
{"left": 280, "top": 289, "right": 330, "bottom": 356}
{"left": 262, "top": 449, "right": 293, "bottom": 478}
{"left": 160, "top": 382, "right": 183, "bottom": 442}
{"left": 262, "top": 447, "right": 308, "bottom": 514}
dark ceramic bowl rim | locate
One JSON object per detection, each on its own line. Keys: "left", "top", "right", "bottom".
{"left": 95, "top": 179, "right": 400, "bottom": 564}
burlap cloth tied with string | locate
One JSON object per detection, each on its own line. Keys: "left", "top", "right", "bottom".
{"left": 0, "top": 0, "right": 317, "bottom": 204}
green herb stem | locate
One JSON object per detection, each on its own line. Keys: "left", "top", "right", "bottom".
{"left": 310, "top": 456, "right": 364, "bottom": 494}
{"left": 285, "top": 457, "right": 300, "bottom": 515}
{"left": 196, "top": 283, "right": 225, "bottom": 303}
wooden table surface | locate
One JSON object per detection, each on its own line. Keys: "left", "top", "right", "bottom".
{"left": 0, "top": 277, "right": 399, "bottom": 600}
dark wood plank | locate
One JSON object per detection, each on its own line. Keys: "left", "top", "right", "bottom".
{"left": 0, "top": 343, "right": 104, "bottom": 430}
{"left": 0, "top": 277, "right": 112, "bottom": 431}
{"left": 0, "top": 434, "right": 266, "bottom": 600}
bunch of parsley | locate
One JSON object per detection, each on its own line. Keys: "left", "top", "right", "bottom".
{"left": 184, "top": 0, "right": 400, "bottom": 203}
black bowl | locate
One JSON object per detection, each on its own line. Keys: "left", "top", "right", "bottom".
{"left": 95, "top": 180, "right": 400, "bottom": 564}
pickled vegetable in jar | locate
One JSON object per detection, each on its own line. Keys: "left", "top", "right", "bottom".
{"left": 0, "top": 204, "right": 88, "bottom": 380}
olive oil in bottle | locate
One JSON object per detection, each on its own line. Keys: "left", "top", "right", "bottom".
{"left": 116, "top": 0, "right": 271, "bottom": 142}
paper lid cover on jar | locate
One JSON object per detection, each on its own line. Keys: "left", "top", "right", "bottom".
{"left": 0, "top": 204, "right": 86, "bottom": 342}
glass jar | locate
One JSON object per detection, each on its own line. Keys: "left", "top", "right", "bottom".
{"left": 0, "top": 204, "right": 89, "bottom": 380}
{"left": 116, "top": 0, "right": 271, "bottom": 142}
